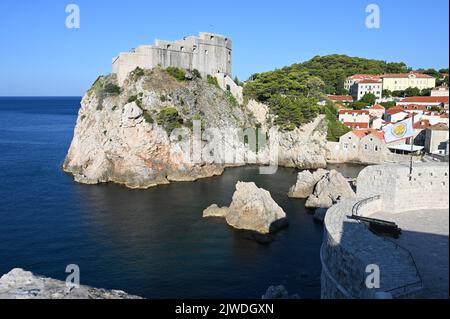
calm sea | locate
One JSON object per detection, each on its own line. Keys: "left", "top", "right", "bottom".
{"left": 0, "top": 97, "right": 364, "bottom": 298}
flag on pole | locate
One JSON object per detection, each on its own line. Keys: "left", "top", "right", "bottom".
{"left": 383, "top": 117, "right": 414, "bottom": 144}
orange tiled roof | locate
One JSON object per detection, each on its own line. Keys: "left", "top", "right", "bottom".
{"left": 401, "top": 96, "right": 449, "bottom": 103}
{"left": 413, "top": 119, "right": 431, "bottom": 129}
{"left": 328, "top": 95, "right": 353, "bottom": 102}
{"left": 339, "top": 109, "right": 370, "bottom": 115}
{"left": 370, "top": 104, "right": 385, "bottom": 110}
{"left": 387, "top": 106, "right": 407, "bottom": 115}
{"left": 351, "top": 129, "right": 384, "bottom": 140}
{"left": 381, "top": 72, "right": 434, "bottom": 79}
{"left": 344, "top": 122, "right": 369, "bottom": 129}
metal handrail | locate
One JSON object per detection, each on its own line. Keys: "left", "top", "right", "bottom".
{"left": 350, "top": 197, "right": 423, "bottom": 297}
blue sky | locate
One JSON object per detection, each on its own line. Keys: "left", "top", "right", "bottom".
{"left": 0, "top": 0, "right": 448, "bottom": 96}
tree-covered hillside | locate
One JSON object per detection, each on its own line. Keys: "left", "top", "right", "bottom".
{"left": 245, "top": 54, "right": 409, "bottom": 98}
{"left": 243, "top": 54, "right": 410, "bottom": 139}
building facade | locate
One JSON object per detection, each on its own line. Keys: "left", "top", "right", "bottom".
{"left": 338, "top": 109, "right": 370, "bottom": 129}
{"left": 425, "top": 123, "right": 449, "bottom": 155}
{"left": 431, "top": 86, "right": 449, "bottom": 97}
{"left": 350, "top": 80, "right": 383, "bottom": 101}
{"left": 112, "top": 32, "right": 232, "bottom": 85}
{"left": 381, "top": 72, "right": 436, "bottom": 91}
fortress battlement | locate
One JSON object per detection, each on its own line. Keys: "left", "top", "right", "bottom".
{"left": 112, "top": 32, "right": 232, "bottom": 85}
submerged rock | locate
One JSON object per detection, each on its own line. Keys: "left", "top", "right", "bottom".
{"left": 0, "top": 269, "right": 142, "bottom": 299}
{"left": 305, "top": 170, "right": 355, "bottom": 208}
{"left": 261, "top": 285, "right": 300, "bottom": 299}
{"left": 202, "top": 204, "right": 229, "bottom": 218}
{"left": 203, "top": 182, "right": 288, "bottom": 235}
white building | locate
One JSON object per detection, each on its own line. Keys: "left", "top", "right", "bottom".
{"left": 424, "top": 123, "right": 449, "bottom": 155}
{"left": 338, "top": 109, "right": 371, "bottom": 129}
{"left": 367, "top": 104, "right": 385, "bottom": 118}
{"left": 431, "top": 86, "right": 449, "bottom": 97}
{"left": 385, "top": 107, "right": 409, "bottom": 123}
{"left": 347, "top": 79, "right": 383, "bottom": 101}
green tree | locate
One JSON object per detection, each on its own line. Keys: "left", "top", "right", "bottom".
{"left": 360, "top": 93, "right": 376, "bottom": 105}
{"left": 404, "top": 87, "right": 421, "bottom": 97}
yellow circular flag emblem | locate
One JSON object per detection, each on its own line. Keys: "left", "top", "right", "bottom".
{"left": 391, "top": 122, "right": 407, "bottom": 138}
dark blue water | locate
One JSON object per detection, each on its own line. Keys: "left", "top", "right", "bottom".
{"left": 0, "top": 97, "right": 363, "bottom": 298}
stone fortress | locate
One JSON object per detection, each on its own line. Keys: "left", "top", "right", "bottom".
{"left": 112, "top": 32, "right": 243, "bottom": 103}
{"left": 321, "top": 162, "right": 449, "bottom": 299}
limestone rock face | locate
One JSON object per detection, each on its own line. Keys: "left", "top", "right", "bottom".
{"left": 277, "top": 117, "right": 329, "bottom": 170}
{"left": 203, "top": 182, "right": 287, "bottom": 234}
{"left": 288, "top": 169, "right": 327, "bottom": 198}
{"left": 123, "top": 101, "right": 143, "bottom": 119}
{"left": 226, "top": 182, "right": 287, "bottom": 234}
{"left": 245, "top": 99, "right": 269, "bottom": 128}
{"left": 0, "top": 269, "right": 141, "bottom": 299}
{"left": 63, "top": 69, "right": 250, "bottom": 188}
{"left": 64, "top": 68, "right": 330, "bottom": 189}
{"left": 202, "top": 204, "right": 229, "bottom": 218}
{"left": 305, "top": 170, "right": 356, "bottom": 208}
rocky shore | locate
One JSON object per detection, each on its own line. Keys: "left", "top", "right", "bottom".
{"left": 0, "top": 269, "right": 142, "bottom": 299}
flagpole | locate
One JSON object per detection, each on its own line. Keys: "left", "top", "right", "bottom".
{"left": 409, "top": 114, "right": 414, "bottom": 181}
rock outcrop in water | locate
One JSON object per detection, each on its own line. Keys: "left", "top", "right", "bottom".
{"left": 0, "top": 269, "right": 141, "bottom": 299}
{"left": 305, "top": 170, "right": 355, "bottom": 208}
{"left": 64, "top": 67, "right": 329, "bottom": 189}
{"left": 203, "top": 182, "right": 288, "bottom": 234}
{"left": 287, "top": 169, "right": 327, "bottom": 198}
{"left": 288, "top": 169, "right": 355, "bottom": 208}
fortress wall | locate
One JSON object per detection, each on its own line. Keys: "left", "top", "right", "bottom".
{"left": 321, "top": 198, "right": 423, "bottom": 299}
{"left": 113, "top": 32, "right": 232, "bottom": 85}
{"left": 357, "top": 163, "right": 449, "bottom": 213}
{"left": 214, "top": 73, "right": 243, "bottom": 104}
{"left": 321, "top": 162, "right": 447, "bottom": 299}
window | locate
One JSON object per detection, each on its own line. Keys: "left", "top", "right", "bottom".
{"left": 365, "top": 144, "right": 368, "bottom": 150}
{"left": 205, "top": 50, "right": 209, "bottom": 55}
{"left": 167, "top": 44, "right": 171, "bottom": 49}
{"left": 192, "top": 46, "right": 197, "bottom": 53}
{"left": 344, "top": 143, "right": 349, "bottom": 150}
{"left": 180, "top": 46, "right": 185, "bottom": 52}
{"left": 210, "top": 35, "right": 215, "bottom": 41}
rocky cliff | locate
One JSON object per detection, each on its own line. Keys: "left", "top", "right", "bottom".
{"left": 64, "top": 67, "right": 329, "bottom": 188}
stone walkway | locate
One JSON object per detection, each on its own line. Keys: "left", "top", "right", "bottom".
{"left": 372, "top": 209, "right": 449, "bottom": 299}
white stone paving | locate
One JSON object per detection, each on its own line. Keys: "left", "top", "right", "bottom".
{"left": 372, "top": 209, "right": 449, "bottom": 299}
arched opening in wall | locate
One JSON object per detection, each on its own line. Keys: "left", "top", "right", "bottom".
{"left": 167, "top": 44, "right": 171, "bottom": 49}
{"left": 205, "top": 50, "right": 209, "bottom": 55}
{"left": 226, "top": 84, "right": 231, "bottom": 91}
{"left": 192, "top": 46, "right": 197, "bottom": 53}
{"left": 180, "top": 46, "right": 185, "bottom": 52}
{"left": 210, "top": 35, "right": 215, "bottom": 41}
